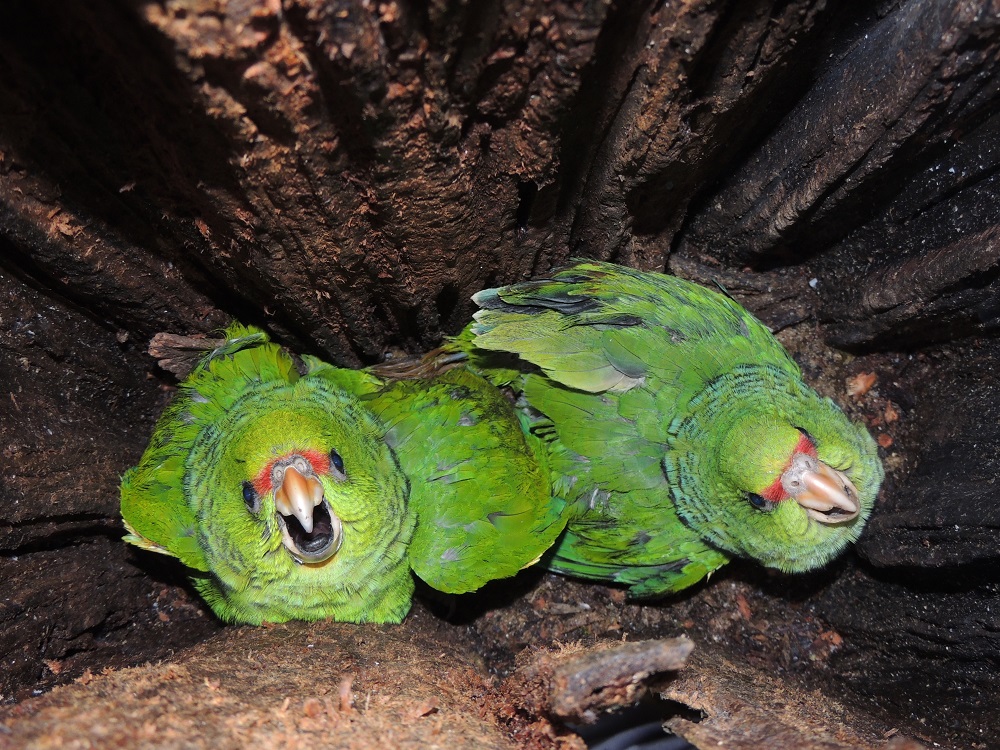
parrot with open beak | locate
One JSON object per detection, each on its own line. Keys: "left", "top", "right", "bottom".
{"left": 121, "top": 323, "right": 563, "bottom": 623}
{"left": 462, "top": 260, "right": 883, "bottom": 597}
{"left": 120, "top": 324, "right": 415, "bottom": 624}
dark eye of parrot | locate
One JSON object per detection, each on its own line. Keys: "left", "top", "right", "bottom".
{"left": 746, "top": 493, "right": 776, "bottom": 512}
{"left": 330, "top": 449, "right": 345, "bottom": 478}
{"left": 241, "top": 480, "right": 261, "bottom": 513}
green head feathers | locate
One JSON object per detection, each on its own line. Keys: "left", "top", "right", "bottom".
{"left": 667, "top": 364, "right": 881, "bottom": 573}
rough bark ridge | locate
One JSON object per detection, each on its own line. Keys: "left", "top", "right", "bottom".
{"left": 3, "top": 1, "right": 1000, "bottom": 748}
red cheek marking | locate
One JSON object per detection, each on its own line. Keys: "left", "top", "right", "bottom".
{"left": 301, "top": 449, "right": 332, "bottom": 475}
{"left": 252, "top": 449, "right": 331, "bottom": 495}
{"left": 252, "top": 472, "right": 272, "bottom": 496}
{"left": 795, "top": 432, "right": 817, "bottom": 458}
{"left": 759, "top": 433, "right": 818, "bottom": 502}
{"left": 760, "top": 477, "right": 787, "bottom": 503}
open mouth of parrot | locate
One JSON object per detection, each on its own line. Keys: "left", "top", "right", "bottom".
{"left": 781, "top": 453, "right": 860, "bottom": 525}
{"left": 273, "top": 463, "right": 343, "bottom": 563}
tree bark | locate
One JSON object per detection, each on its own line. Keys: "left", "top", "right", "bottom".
{"left": 3, "top": 1, "right": 1000, "bottom": 747}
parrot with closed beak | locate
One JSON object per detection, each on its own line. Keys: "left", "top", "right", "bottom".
{"left": 121, "top": 324, "right": 562, "bottom": 624}
{"left": 461, "top": 260, "right": 883, "bottom": 597}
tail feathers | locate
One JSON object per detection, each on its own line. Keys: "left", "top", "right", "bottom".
{"left": 546, "top": 545, "right": 726, "bottom": 598}
{"left": 472, "top": 283, "right": 599, "bottom": 316}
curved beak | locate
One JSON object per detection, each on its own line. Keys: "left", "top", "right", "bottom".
{"left": 274, "top": 465, "right": 325, "bottom": 534}
{"left": 781, "top": 453, "right": 860, "bottom": 524}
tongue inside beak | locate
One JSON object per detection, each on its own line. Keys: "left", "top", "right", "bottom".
{"left": 274, "top": 465, "right": 324, "bottom": 534}
{"left": 273, "top": 465, "right": 342, "bottom": 563}
{"left": 781, "top": 454, "right": 860, "bottom": 525}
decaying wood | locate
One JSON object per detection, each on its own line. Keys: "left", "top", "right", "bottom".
{"left": 859, "top": 342, "right": 1000, "bottom": 569}
{"left": 674, "top": 0, "right": 1000, "bottom": 267}
{"left": 662, "top": 649, "right": 924, "bottom": 750}
{"left": 498, "top": 637, "right": 693, "bottom": 729}
{"left": 148, "top": 332, "right": 229, "bottom": 376}
{"left": 548, "top": 637, "right": 692, "bottom": 722}
{"left": 0, "top": 267, "right": 223, "bottom": 701}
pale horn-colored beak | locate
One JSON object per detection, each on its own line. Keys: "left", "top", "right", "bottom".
{"left": 781, "top": 453, "right": 860, "bottom": 524}
{"left": 274, "top": 465, "right": 325, "bottom": 534}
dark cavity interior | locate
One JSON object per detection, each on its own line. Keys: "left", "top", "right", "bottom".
{"left": 283, "top": 502, "right": 335, "bottom": 555}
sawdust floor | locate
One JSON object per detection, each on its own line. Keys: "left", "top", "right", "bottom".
{"left": 0, "top": 566, "right": 928, "bottom": 750}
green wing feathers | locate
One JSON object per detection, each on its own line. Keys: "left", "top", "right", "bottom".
{"left": 472, "top": 259, "right": 799, "bottom": 394}
{"left": 365, "top": 368, "right": 567, "bottom": 593}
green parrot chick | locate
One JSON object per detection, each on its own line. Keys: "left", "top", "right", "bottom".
{"left": 121, "top": 327, "right": 414, "bottom": 624}
{"left": 466, "top": 260, "right": 883, "bottom": 597}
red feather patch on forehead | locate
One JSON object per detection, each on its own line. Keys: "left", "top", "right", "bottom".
{"left": 253, "top": 449, "right": 331, "bottom": 494}
{"left": 760, "top": 432, "right": 817, "bottom": 502}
